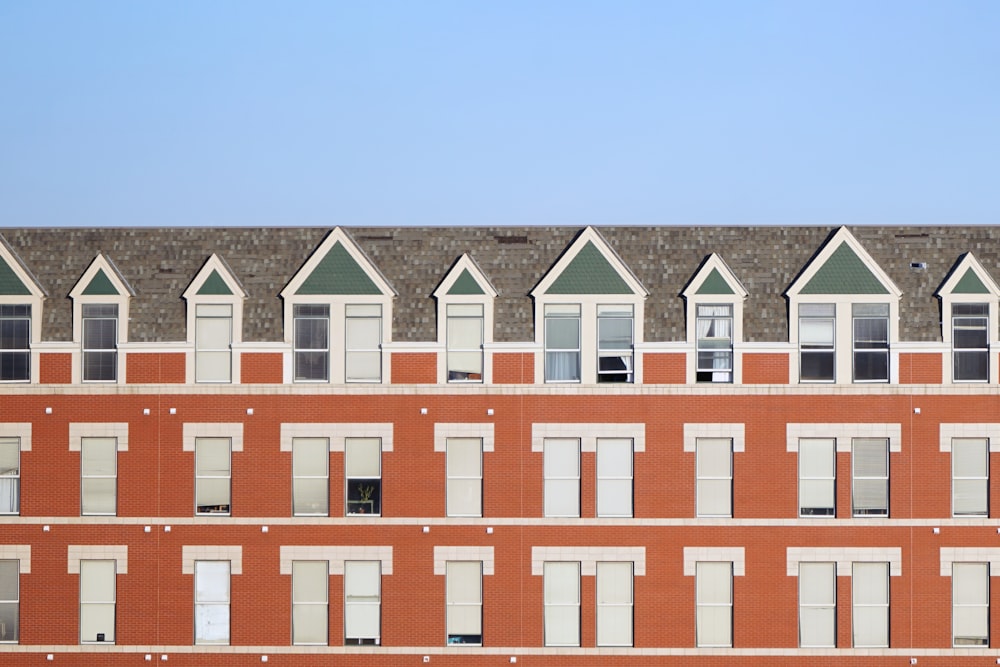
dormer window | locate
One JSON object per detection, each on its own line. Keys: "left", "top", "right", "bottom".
{"left": 0, "top": 305, "right": 31, "bottom": 382}
{"left": 82, "top": 304, "right": 118, "bottom": 382}
{"left": 446, "top": 303, "right": 484, "bottom": 382}
{"left": 345, "top": 304, "right": 382, "bottom": 383}
{"left": 799, "top": 304, "right": 835, "bottom": 382}
{"left": 69, "top": 254, "right": 133, "bottom": 385}
{"left": 195, "top": 304, "right": 233, "bottom": 383}
{"left": 682, "top": 254, "right": 747, "bottom": 384}
{"left": 183, "top": 255, "right": 246, "bottom": 385}
{"left": 293, "top": 304, "right": 330, "bottom": 382}
{"left": 597, "top": 305, "right": 633, "bottom": 383}
{"left": 952, "top": 303, "right": 989, "bottom": 382}
{"left": 695, "top": 305, "right": 733, "bottom": 383}
{"left": 545, "top": 304, "right": 581, "bottom": 383}
{"left": 853, "top": 303, "right": 889, "bottom": 383}
{"left": 434, "top": 254, "right": 497, "bottom": 384}
{"left": 938, "top": 253, "right": 1000, "bottom": 384}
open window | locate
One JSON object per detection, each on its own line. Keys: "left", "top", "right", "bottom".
{"left": 683, "top": 254, "right": 747, "bottom": 384}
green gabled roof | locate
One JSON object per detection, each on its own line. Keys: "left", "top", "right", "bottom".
{"left": 545, "top": 241, "right": 633, "bottom": 295}
{"left": 296, "top": 241, "right": 381, "bottom": 295}
{"left": 82, "top": 268, "right": 120, "bottom": 295}
{"left": 0, "top": 257, "right": 31, "bottom": 295}
{"left": 197, "top": 269, "right": 233, "bottom": 295}
{"left": 800, "top": 243, "right": 889, "bottom": 295}
{"left": 952, "top": 268, "right": 990, "bottom": 294}
{"left": 696, "top": 268, "right": 735, "bottom": 295}
{"left": 448, "top": 268, "right": 485, "bottom": 295}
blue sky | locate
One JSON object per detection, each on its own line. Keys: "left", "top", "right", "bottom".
{"left": 1, "top": 1, "right": 998, "bottom": 228}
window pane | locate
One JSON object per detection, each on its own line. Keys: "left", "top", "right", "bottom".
{"left": 195, "top": 562, "right": 230, "bottom": 602}
{"left": 196, "top": 439, "right": 231, "bottom": 476}
{"left": 597, "top": 439, "right": 632, "bottom": 477}
{"left": 546, "top": 317, "right": 580, "bottom": 349}
{"left": 696, "top": 439, "right": 731, "bottom": 477}
{"left": 292, "top": 439, "right": 328, "bottom": 477}
{"left": 448, "top": 317, "right": 482, "bottom": 349}
{"left": 196, "top": 351, "right": 231, "bottom": 383}
{"left": 345, "top": 439, "right": 380, "bottom": 477}
{"left": 293, "top": 478, "right": 329, "bottom": 515}
{"left": 81, "top": 438, "right": 116, "bottom": 476}
{"left": 293, "top": 604, "right": 328, "bottom": 644}
{"left": 345, "top": 351, "right": 380, "bottom": 382}
{"left": 196, "top": 318, "right": 230, "bottom": 348}
{"left": 194, "top": 605, "right": 230, "bottom": 643}
{"left": 293, "top": 561, "right": 328, "bottom": 603}
{"left": 82, "top": 478, "right": 116, "bottom": 514}
{"left": 346, "top": 317, "right": 380, "bottom": 348}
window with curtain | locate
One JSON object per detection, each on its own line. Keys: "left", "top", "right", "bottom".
{"left": 799, "top": 304, "right": 835, "bottom": 382}
{"left": 952, "top": 438, "right": 988, "bottom": 517}
{"left": 597, "top": 561, "right": 633, "bottom": 647}
{"left": 81, "top": 437, "right": 116, "bottom": 516}
{"left": 852, "top": 438, "right": 888, "bottom": 517}
{"left": 80, "top": 559, "right": 115, "bottom": 643}
{"left": 696, "top": 304, "right": 733, "bottom": 383}
{"left": 543, "top": 439, "right": 579, "bottom": 518}
{"left": 446, "top": 438, "right": 482, "bottom": 517}
{"left": 293, "top": 304, "right": 329, "bottom": 382}
{"left": 798, "top": 562, "right": 835, "bottom": 647}
{"left": 953, "top": 562, "right": 989, "bottom": 647}
{"left": 597, "top": 304, "right": 633, "bottom": 383}
{"left": 194, "top": 561, "right": 230, "bottom": 645}
{"left": 953, "top": 303, "right": 989, "bottom": 382}
{"left": 345, "top": 438, "right": 381, "bottom": 516}
{"left": 696, "top": 438, "right": 732, "bottom": 518}
{"left": 0, "top": 559, "right": 19, "bottom": 643}
{"left": 695, "top": 561, "right": 732, "bottom": 647}
{"left": 195, "top": 304, "right": 232, "bottom": 383}
{"left": 292, "top": 560, "right": 328, "bottom": 645}
{"left": 799, "top": 438, "right": 835, "bottom": 517}
{"left": 447, "top": 304, "right": 484, "bottom": 382}
{"left": 195, "top": 438, "right": 231, "bottom": 515}
{"left": 292, "top": 438, "right": 329, "bottom": 516}
{"left": 446, "top": 561, "right": 482, "bottom": 645}
{"left": 0, "top": 437, "right": 19, "bottom": 515}
{"left": 852, "top": 303, "right": 889, "bottom": 382}
{"left": 543, "top": 561, "right": 580, "bottom": 647}
{"left": 596, "top": 438, "right": 632, "bottom": 518}
{"left": 344, "top": 560, "right": 380, "bottom": 645}
{"left": 345, "top": 304, "right": 381, "bottom": 383}
{"left": 82, "top": 304, "right": 118, "bottom": 382}
{"left": 852, "top": 562, "right": 888, "bottom": 647}
{"left": 544, "top": 304, "right": 581, "bottom": 382}
{"left": 0, "top": 304, "right": 30, "bottom": 382}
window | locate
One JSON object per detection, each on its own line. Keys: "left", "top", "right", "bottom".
{"left": 696, "top": 304, "right": 733, "bottom": 383}
{"left": 543, "top": 439, "right": 580, "bottom": 517}
{"left": 953, "top": 562, "right": 989, "bottom": 647}
{"left": 0, "top": 560, "right": 17, "bottom": 643}
{"left": 82, "top": 304, "right": 117, "bottom": 382}
{"left": 597, "top": 438, "right": 632, "bottom": 518}
{"left": 0, "top": 438, "right": 18, "bottom": 515}
{"left": 292, "top": 438, "right": 329, "bottom": 516}
{"left": 447, "top": 304, "right": 484, "bottom": 382}
{"left": 543, "top": 561, "right": 580, "bottom": 647}
{"left": 446, "top": 561, "right": 482, "bottom": 645}
{"left": 81, "top": 437, "right": 116, "bottom": 516}
{"left": 852, "top": 438, "right": 888, "bottom": 517}
{"left": 194, "top": 561, "right": 230, "bottom": 645}
{"left": 446, "top": 438, "right": 482, "bottom": 517}
{"left": 953, "top": 303, "right": 989, "bottom": 382}
{"left": 292, "top": 560, "right": 328, "bottom": 645}
{"left": 597, "top": 561, "right": 633, "bottom": 647}
{"left": 953, "top": 438, "right": 988, "bottom": 517}
{"left": 345, "top": 304, "right": 381, "bottom": 383}
{"left": 195, "top": 304, "right": 232, "bottom": 383}
{"left": 80, "top": 560, "right": 115, "bottom": 643}
{"left": 696, "top": 438, "right": 732, "bottom": 518}
{"left": 853, "top": 303, "right": 889, "bottom": 382}
{"left": 798, "top": 562, "right": 835, "bottom": 647}
{"left": 293, "top": 305, "right": 329, "bottom": 382}
{"left": 799, "top": 438, "right": 835, "bottom": 517}
{"left": 344, "top": 560, "right": 380, "bottom": 645}
{"left": 799, "top": 304, "right": 835, "bottom": 382}
{"left": 597, "top": 304, "right": 633, "bottom": 383}
{"left": 544, "top": 304, "right": 581, "bottom": 382}
{"left": 0, "top": 305, "right": 30, "bottom": 382}
{"left": 345, "top": 438, "right": 381, "bottom": 515}
{"left": 852, "top": 562, "right": 888, "bottom": 647}
{"left": 695, "top": 561, "right": 733, "bottom": 647}
{"left": 195, "top": 438, "right": 231, "bottom": 515}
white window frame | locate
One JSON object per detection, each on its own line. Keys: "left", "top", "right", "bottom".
{"left": 195, "top": 437, "right": 232, "bottom": 516}
{"left": 798, "top": 561, "right": 836, "bottom": 648}
{"left": 292, "top": 560, "right": 329, "bottom": 646}
{"left": 953, "top": 561, "right": 989, "bottom": 647}
{"left": 596, "top": 304, "right": 634, "bottom": 384}
{"left": 852, "top": 303, "right": 890, "bottom": 383}
{"left": 194, "top": 560, "right": 230, "bottom": 645}
{"left": 344, "top": 304, "right": 382, "bottom": 383}
{"left": 0, "top": 559, "right": 19, "bottom": 643}
{"left": 696, "top": 438, "right": 733, "bottom": 518}
{"left": 80, "top": 559, "right": 115, "bottom": 644}
{"left": 293, "top": 304, "right": 330, "bottom": 382}
{"left": 194, "top": 303, "right": 233, "bottom": 383}
{"left": 543, "top": 438, "right": 580, "bottom": 518}
{"left": 345, "top": 438, "right": 381, "bottom": 516}
{"left": 852, "top": 561, "right": 889, "bottom": 648}
{"left": 81, "top": 303, "right": 119, "bottom": 383}
{"left": 952, "top": 303, "right": 990, "bottom": 383}
{"left": 695, "top": 561, "right": 733, "bottom": 648}
{"left": 0, "top": 437, "right": 19, "bottom": 516}
{"left": 446, "top": 303, "right": 485, "bottom": 383}
{"left": 798, "top": 438, "right": 835, "bottom": 518}
{"left": 695, "top": 304, "right": 734, "bottom": 383}
{"left": 292, "top": 438, "right": 329, "bottom": 517}
{"left": 544, "top": 304, "right": 582, "bottom": 383}
{"left": 798, "top": 303, "right": 836, "bottom": 383}
{"left": 446, "top": 560, "right": 483, "bottom": 646}
{"left": 596, "top": 438, "right": 633, "bottom": 518}
{"left": 953, "top": 437, "right": 989, "bottom": 518}
{"left": 852, "top": 438, "right": 889, "bottom": 518}
{"left": 596, "top": 561, "right": 633, "bottom": 647}
{"left": 446, "top": 438, "right": 482, "bottom": 518}
{"left": 543, "top": 561, "right": 580, "bottom": 647}
{"left": 344, "top": 560, "right": 381, "bottom": 645}
{"left": 0, "top": 304, "right": 31, "bottom": 383}
{"left": 80, "top": 437, "right": 117, "bottom": 516}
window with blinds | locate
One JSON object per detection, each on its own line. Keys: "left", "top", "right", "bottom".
{"left": 953, "top": 303, "right": 989, "bottom": 382}
{"left": 597, "top": 561, "right": 633, "bottom": 647}
{"left": 446, "top": 438, "right": 482, "bottom": 517}
{"left": 447, "top": 304, "right": 484, "bottom": 382}
{"left": 953, "top": 562, "right": 989, "bottom": 647}
{"left": 799, "top": 304, "right": 835, "bottom": 382}
{"left": 543, "top": 561, "right": 580, "bottom": 647}
{"left": 345, "top": 438, "right": 381, "bottom": 516}
{"left": 292, "top": 560, "right": 328, "bottom": 645}
{"left": 82, "top": 304, "right": 118, "bottom": 382}
{"left": 544, "top": 304, "right": 581, "bottom": 383}
{"left": 344, "top": 560, "right": 380, "bottom": 645}
{"left": 696, "top": 561, "right": 733, "bottom": 647}
{"left": 195, "top": 438, "right": 231, "bottom": 515}
{"left": 852, "top": 562, "right": 888, "bottom": 648}
{"left": 80, "top": 560, "right": 115, "bottom": 643}
{"left": 345, "top": 305, "right": 382, "bottom": 383}
{"left": 852, "top": 438, "right": 888, "bottom": 517}
{"left": 799, "top": 438, "right": 835, "bottom": 517}
{"left": 195, "top": 304, "right": 232, "bottom": 383}
{"left": 194, "top": 561, "right": 230, "bottom": 645}
{"left": 852, "top": 303, "right": 889, "bottom": 382}
{"left": 81, "top": 437, "right": 116, "bottom": 516}
{"left": 597, "top": 438, "right": 633, "bottom": 518}
{"left": 696, "top": 438, "right": 732, "bottom": 518}
{"left": 798, "top": 562, "right": 835, "bottom": 647}
{"left": 446, "top": 561, "right": 482, "bottom": 645}
{"left": 953, "top": 438, "right": 988, "bottom": 517}
{"left": 543, "top": 439, "right": 580, "bottom": 518}
{"left": 293, "top": 304, "right": 330, "bottom": 382}
{"left": 292, "top": 438, "right": 329, "bottom": 516}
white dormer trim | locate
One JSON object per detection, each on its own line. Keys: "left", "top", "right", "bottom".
{"left": 68, "top": 255, "right": 133, "bottom": 384}
{"left": 182, "top": 254, "right": 246, "bottom": 384}
{"left": 682, "top": 254, "right": 748, "bottom": 384}
{"left": 937, "top": 253, "right": 1000, "bottom": 384}
{"left": 530, "top": 227, "right": 647, "bottom": 299}
{"left": 433, "top": 254, "right": 498, "bottom": 384}
{"left": 0, "top": 235, "right": 46, "bottom": 384}
{"left": 786, "top": 227, "right": 902, "bottom": 300}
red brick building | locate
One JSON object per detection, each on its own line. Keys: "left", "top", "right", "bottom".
{"left": 1, "top": 225, "right": 999, "bottom": 665}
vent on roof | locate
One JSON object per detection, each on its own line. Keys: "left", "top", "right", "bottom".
{"left": 495, "top": 235, "right": 529, "bottom": 245}
{"left": 910, "top": 262, "right": 927, "bottom": 270}
{"left": 357, "top": 234, "right": 394, "bottom": 242}
{"left": 895, "top": 233, "right": 930, "bottom": 239}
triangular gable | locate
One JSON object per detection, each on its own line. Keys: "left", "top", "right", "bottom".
{"left": 0, "top": 235, "right": 45, "bottom": 297}
{"left": 432, "top": 254, "right": 498, "bottom": 299}
{"left": 682, "top": 254, "right": 748, "bottom": 299}
{"left": 281, "top": 227, "right": 396, "bottom": 298}
{"left": 69, "top": 254, "right": 135, "bottom": 299}
{"left": 182, "top": 254, "right": 247, "bottom": 300}
{"left": 937, "top": 253, "right": 1000, "bottom": 298}
{"left": 531, "top": 227, "right": 647, "bottom": 297}
{"left": 787, "top": 227, "right": 900, "bottom": 297}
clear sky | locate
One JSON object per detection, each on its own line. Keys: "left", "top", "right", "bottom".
{"left": 1, "top": 1, "right": 998, "bottom": 228}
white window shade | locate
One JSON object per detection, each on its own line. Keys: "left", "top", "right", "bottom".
{"left": 344, "top": 560, "right": 380, "bottom": 644}
{"left": 292, "top": 438, "right": 329, "bottom": 516}
{"left": 953, "top": 562, "right": 989, "bottom": 646}
{"left": 696, "top": 561, "right": 732, "bottom": 647}
{"left": 696, "top": 438, "right": 732, "bottom": 517}
{"left": 81, "top": 437, "right": 116, "bottom": 516}
{"left": 799, "top": 438, "right": 835, "bottom": 517}
{"left": 80, "top": 560, "right": 115, "bottom": 643}
{"left": 544, "top": 439, "right": 580, "bottom": 517}
{"left": 798, "top": 562, "right": 835, "bottom": 647}
{"left": 852, "top": 438, "right": 888, "bottom": 516}
{"left": 0, "top": 438, "right": 18, "bottom": 515}
{"left": 852, "top": 562, "right": 888, "bottom": 647}
{"left": 953, "top": 438, "right": 988, "bottom": 517}
{"left": 194, "top": 561, "right": 230, "bottom": 645}
{"left": 597, "top": 438, "right": 633, "bottom": 517}
{"left": 195, "top": 305, "right": 232, "bottom": 383}
{"left": 196, "top": 438, "right": 231, "bottom": 514}
{"left": 446, "top": 438, "right": 482, "bottom": 517}
{"left": 446, "top": 561, "right": 482, "bottom": 644}
{"left": 543, "top": 561, "right": 580, "bottom": 647}
{"left": 292, "top": 560, "right": 328, "bottom": 645}
{"left": 596, "top": 561, "right": 633, "bottom": 647}
{"left": 345, "top": 305, "right": 381, "bottom": 383}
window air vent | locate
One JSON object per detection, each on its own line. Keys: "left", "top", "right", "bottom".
{"left": 495, "top": 235, "right": 529, "bottom": 245}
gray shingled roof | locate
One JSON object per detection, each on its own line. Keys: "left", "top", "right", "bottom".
{"left": 0, "top": 226, "right": 993, "bottom": 344}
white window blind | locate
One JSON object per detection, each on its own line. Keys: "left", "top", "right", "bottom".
{"left": 293, "top": 304, "right": 330, "bottom": 382}
{"left": 799, "top": 303, "right": 835, "bottom": 382}
{"left": 345, "top": 304, "right": 381, "bottom": 382}
{"left": 447, "top": 304, "right": 484, "bottom": 382}
{"left": 292, "top": 560, "right": 328, "bottom": 645}
{"left": 852, "top": 438, "right": 888, "bottom": 517}
{"left": 544, "top": 304, "right": 581, "bottom": 382}
{"left": 0, "top": 437, "right": 19, "bottom": 515}
{"left": 446, "top": 561, "right": 482, "bottom": 645}
{"left": 852, "top": 562, "right": 888, "bottom": 647}
{"left": 799, "top": 438, "right": 835, "bottom": 517}
{"left": 344, "top": 560, "right": 380, "bottom": 645}
{"left": 953, "top": 438, "right": 988, "bottom": 517}
{"left": 80, "top": 559, "right": 115, "bottom": 643}
{"left": 798, "top": 561, "right": 835, "bottom": 647}
{"left": 597, "top": 304, "right": 634, "bottom": 383}
{"left": 953, "top": 562, "right": 989, "bottom": 647}
{"left": 696, "top": 304, "right": 733, "bottom": 383}
{"left": 543, "top": 439, "right": 580, "bottom": 517}
{"left": 195, "top": 304, "right": 232, "bottom": 383}
{"left": 82, "top": 304, "right": 118, "bottom": 382}
{"left": 597, "top": 438, "right": 633, "bottom": 518}
{"left": 596, "top": 561, "right": 633, "bottom": 647}
{"left": 194, "top": 560, "right": 230, "bottom": 645}
{"left": 195, "top": 438, "right": 231, "bottom": 515}
{"left": 292, "top": 438, "right": 329, "bottom": 516}
{"left": 0, "top": 559, "right": 17, "bottom": 642}
{"left": 543, "top": 561, "right": 580, "bottom": 647}
{"left": 345, "top": 438, "right": 381, "bottom": 516}
{"left": 696, "top": 561, "right": 733, "bottom": 647}
{"left": 696, "top": 438, "right": 732, "bottom": 517}
{"left": 81, "top": 437, "right": 116, "bottom": 516}
{"left": 446, "top": 438, "right": 482, "bottom": 517}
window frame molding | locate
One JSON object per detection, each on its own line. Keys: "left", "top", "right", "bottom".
{"left": 938, "top": 252, "right": 1000, "bottom": 384}
{"left": 433, "top": 254, "right": 497, "bottom": 384}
